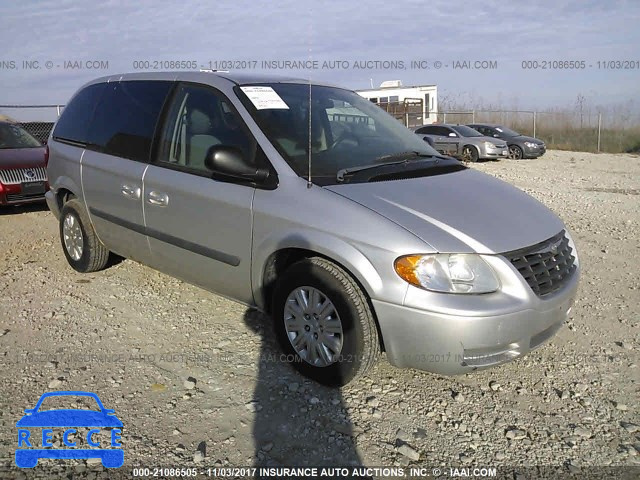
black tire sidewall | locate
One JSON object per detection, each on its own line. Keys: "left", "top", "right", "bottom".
{"left": 272, "top": 260, "right": 367, "bottom": 386}
{"left": 59, "top": 202, "right": 91, "bottom": 272}
{"left": 464, "top": 146, "right": 479, "bottom": 162}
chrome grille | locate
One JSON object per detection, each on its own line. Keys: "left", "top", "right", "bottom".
{"left": 0, "top": 166, "right": 47, "bottom": 184}
{"left": 506, "top": 230, "right": 577, "bottom": 297}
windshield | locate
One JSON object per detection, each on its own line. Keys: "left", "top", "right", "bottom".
{"left": 235, "top": 83, "right": 441, "bottom": 184}
{"left": 450, "top": 125, "right": 483, "bottom": 137}
{"left": 0, "top": 123, "right": 42, "bottom": 149}
{"left": 494, "top": 126, "right": 521, "bottom": 137}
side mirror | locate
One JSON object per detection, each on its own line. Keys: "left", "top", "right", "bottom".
{"left": 422, "top": 136, "right": 435, "bottom": 148}
{"left": 205, "top": 145, "right": 269, "bottom": 183}
{"left": 448, "top": 132, "right": 457, "bottom": 137}
{"left": 493, "top": 134, "right": 500, "bottom": 138}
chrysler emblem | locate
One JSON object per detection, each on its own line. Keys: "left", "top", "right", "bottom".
{"left": 548, "top": 239, "right": 561, "bottom": 255}
{"left": 24, "top": 170, "right": 36, "bottom": 179}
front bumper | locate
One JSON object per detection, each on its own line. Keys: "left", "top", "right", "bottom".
{"left": 0, "top": 182, "right": 48, "bottom": 206}
{"left": 523, "top": 144, "right": 546, "bottom": 158}
{"left": 373, "top": 264, "right": 579, "bottom": 375}
{"left": 481, "top": 145, "right": 508, "bottom": 159}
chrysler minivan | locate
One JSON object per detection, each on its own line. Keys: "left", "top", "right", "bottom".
{"left": 46, "top": 72, "right": 579, "bottom": 386}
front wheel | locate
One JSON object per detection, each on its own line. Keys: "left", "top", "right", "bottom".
{"left": 508, "top": 145, "right": 523, "bottom": 160}
{"left": 59, "top": 199, "right": 110, "bottom": 272}
{"left": 462, "top": 145, "right": 479, "bottom": 162}
{"left": 272, "top": 257, "right": 380, "bottom": 386}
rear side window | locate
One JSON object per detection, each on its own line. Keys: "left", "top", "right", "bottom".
{"left": 416, "top": 126, "right": 436, "bottom": 134}
{"left": 86, "top": 81, "right": 172, "bottom": 162}
{"left": 52, "top": 83, "right": 106, "bottom": 143}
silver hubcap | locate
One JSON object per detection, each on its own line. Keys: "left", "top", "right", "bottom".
{"left": 63, "top": 214, "right": 83, "bottom": 261}
{"left": 284, "top": 286, "right": 344, "bottom": 367}
{"left": 462, "top": 147, "right": 472, "bottom": 161}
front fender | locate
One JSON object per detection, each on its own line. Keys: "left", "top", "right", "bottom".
{"left": 252, "top": 229, "right": 386, "bottom": 311}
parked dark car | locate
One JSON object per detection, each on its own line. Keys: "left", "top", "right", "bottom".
{"left": 468, "top": 123, "right": 546, "bottom": 159}
{"left": 0, "top": 121, "right": 48, "bottom": 206}
{"left": 413, "top": 124, "right": 508, "bottom": 162}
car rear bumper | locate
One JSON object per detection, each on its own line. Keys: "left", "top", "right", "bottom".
{"left": 372, "top": 269, "right": 579, "bottom": 375}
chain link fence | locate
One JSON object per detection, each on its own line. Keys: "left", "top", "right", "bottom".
{"left": 368, "top": 100, "right": 639, "bottom": 154}
{"left": 429, "top": 110, "right": 638, "bottom": 154}
{"left": 0, "top": 105, "right": 62, "bottom": 144}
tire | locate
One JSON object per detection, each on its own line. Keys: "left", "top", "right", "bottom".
{"left": 508, "top": 145, "right": 523, "bottom": 160}
{"left": 272, "top": 257, "right": 380, "bottom": 386}
{"left": 462, "top": 145, "right": 479, "bottom": 162}
{"left": 59, "top": 198, "right": 110, "bottom": 273}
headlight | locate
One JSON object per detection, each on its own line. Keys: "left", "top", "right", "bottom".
{"left": 524, "top": 141, "right": 537, "bottom": 148}
{"left": 394, "top": 254, "right": 500, "bottom": 294}
{"left": 483, "top": 141, "right": 496, "bottom": 148}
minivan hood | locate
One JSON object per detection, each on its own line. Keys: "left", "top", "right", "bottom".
{"left": 325, "top": 169, "right": 564, "bottom": 254}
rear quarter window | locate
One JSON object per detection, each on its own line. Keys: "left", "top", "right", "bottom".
{"left": 86, "top": 81, "right": 173, "bottom": 162}
{"left": 53, "top": 83, "right": 106, "bottom": 144}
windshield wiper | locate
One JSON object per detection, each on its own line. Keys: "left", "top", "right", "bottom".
{"left": 336, "top": 151, "right": 444, "bottom": 182}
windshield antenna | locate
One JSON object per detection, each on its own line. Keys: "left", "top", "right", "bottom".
{"left": 307, "top": 80, "right": 312, "bottom": 188}
{"left": 306, "top": 12, "right": 312, "bottom": 188}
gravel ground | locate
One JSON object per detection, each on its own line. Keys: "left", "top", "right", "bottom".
{"left": 0, "top": 150, "right": 638, "bottom": 478}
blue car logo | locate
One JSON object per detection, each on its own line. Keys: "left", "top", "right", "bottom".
{"left": 15, "top": 391, "right": 123, "bottom": 468}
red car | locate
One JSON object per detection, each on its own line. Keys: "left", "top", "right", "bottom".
{"left": 0, "top": 121, "right": 48, "bottom": 206}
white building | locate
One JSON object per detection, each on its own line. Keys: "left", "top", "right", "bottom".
{"left": 356, "top": 80, "right": 438, "bottom": 126}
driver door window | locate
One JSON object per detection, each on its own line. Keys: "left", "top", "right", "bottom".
{"left": 157, "top": 84, "right": 254, "bottom": 174}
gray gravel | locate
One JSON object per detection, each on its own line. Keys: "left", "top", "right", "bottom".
{"left": 0, "top": 150, "right": 638, "bottom": 476}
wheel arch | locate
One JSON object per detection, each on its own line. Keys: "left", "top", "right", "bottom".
{"left": 52, "top": 176, "right": 81, "bottom": 211}
{"left": 463, "top": 144, "right": 480, "bottom": 155}
{"left": 254, "top": 235, "right": 386, "bottom": 351}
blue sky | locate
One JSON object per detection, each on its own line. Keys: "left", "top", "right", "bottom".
{"left": 1, "top": 0, "right": 639, "bottom": 118}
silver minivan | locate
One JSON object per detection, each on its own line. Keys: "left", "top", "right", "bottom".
{"left": 46, "top": 72, "right": 580, "bottom": 386}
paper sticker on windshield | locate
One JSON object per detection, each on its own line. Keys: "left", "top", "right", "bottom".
{"left": 240, "top": 86, "right": 289, "bottom": 110}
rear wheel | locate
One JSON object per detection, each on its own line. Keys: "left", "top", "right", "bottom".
{"left": 272, "top": 257, "right": 380, "bottom": 386}
{"left": 59, "top": 199, "right": 110, "bottom": 272}
{"left": 508, "top": 145, "right": 523, "bottom": 160}
{"left": 462, "top": 145, "right": 479, "bottom": 162}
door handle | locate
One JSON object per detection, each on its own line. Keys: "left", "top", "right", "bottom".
{"left": 147, "top": 191, "right": 169, "bottom": 206}
{"left": 121, "top": 184, "right": 141, "bottom": 199}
